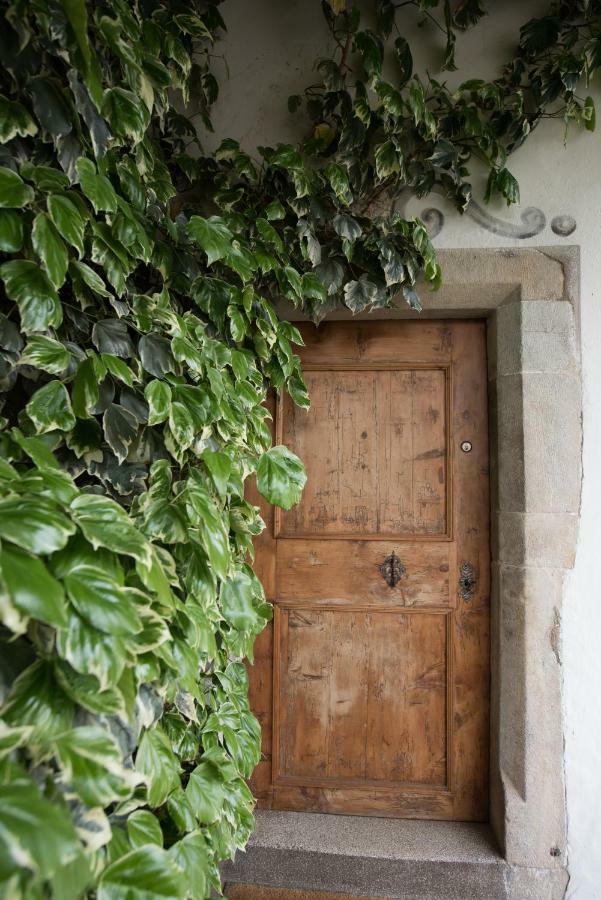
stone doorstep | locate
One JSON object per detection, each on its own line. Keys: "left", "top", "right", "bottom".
{"left": 220, "top": 811, "right": 568, "bottom": 900}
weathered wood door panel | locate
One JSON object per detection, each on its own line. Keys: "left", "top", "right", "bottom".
{"left": 248, "top": 320, "right": 490, "bottom": 821}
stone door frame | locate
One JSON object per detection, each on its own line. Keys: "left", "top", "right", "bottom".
{"left": 277, "top": 245, "right": 581, "bottom": 883}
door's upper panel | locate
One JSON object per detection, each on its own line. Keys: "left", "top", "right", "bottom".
{"left": 279, "top": 367, "right": 449, "bottom": 538}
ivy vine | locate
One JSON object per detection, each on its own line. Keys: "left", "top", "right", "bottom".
{"left": 0, "top": 0, "right": 598, "bottom": 897}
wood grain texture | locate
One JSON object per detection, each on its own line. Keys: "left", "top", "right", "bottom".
{"left": 276, "top": 540, "right": 451, "bottom": 607}
{"left": 275, "top": 608, "right": 447, "bottom": 787}
{"left": 279, "top": 367, "right": 448, "bottom": 538}
{"left": 249, "top": 320, "right": 490, "bottom": 821}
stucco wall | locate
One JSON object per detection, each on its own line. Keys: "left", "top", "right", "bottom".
{"left": 207, "top": 3, "right": 601, "bottom": 895}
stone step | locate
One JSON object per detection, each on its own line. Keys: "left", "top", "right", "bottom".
{"left": 224, "top": 886, "right": 384, "bottom": 899}
{"left": 221, "top": 811, "right": 566, "bottom": 900}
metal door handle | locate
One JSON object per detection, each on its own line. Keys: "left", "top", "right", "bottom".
{"left": 378, "top": 552, "right": 406, "bottom": 588}
{"left": 459, "top": 561, "right": 476, "bottom": 601}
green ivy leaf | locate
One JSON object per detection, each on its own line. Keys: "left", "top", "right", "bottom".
{"left": 139, "top": 334, "right": 175, "bottom": 377}
{"left": 55, "top": 662, "right": 125, "bottom": 716}
{"left": 301, "top": 272, "right": 327, "bottom": 301}
{"left": 186, "top": 476, "right": 231, "bottom": 580}
{"left": 0, "top": 166, "right": 35, "bottom": 208}
{"left": 185, "top": 758, "right": 225, "bottom": 825}
{"left": 520, "top": 15, "right": 560, "bottom": 52}
{"left": 2, "top": 660, "right": 74, "bottom": 740}
{"left": 56, "top": 612, "right": 128, "bottom": 690}
{"left": 145, "top": 380, "right": 172, "bottom": 425}
{"left": 0, "top": 543, "right": 68, "bottom": 629}
{"left": 0, "top": 495, "right": 75, "bottom": 555}
{"left": 69, "top": 68, "right": 110, "bottom": 158}
{"left": 76, "top": 157, "right": 118, "bottom": 212}
{"left": 102, "top": 355, "right": 135, "bottom": 386}
{"left": 314, "top": 258, "right": 344, "bottom": 297}
{"left": 485, "top": 165, "right": 520, "bottom": 205}
{"left": 21, "top": 335, "right": 70, "bottom": 374}
{"left": 220, "top": 571, "right": 261, "bottom": 632}
{"left": 97, "top": 845, "right": 186, "bottom": 900}
{"left": 103, "top": 403, "right": 139, "bottom": 462}
{"left": 0, "top": 723, "right": 34, "bottom": 760}
{"left": 228, "top": 304, "right": 247, "bottom": 342}
{"left": 325, "top": 163, "right": 353, "bottom": 204}
{"left": 70, "top": 494, "right": 151, "bottom": 565}
{"left": 32, "top": 213, "right": 69, "bottom": 289}
{"left": 0, "top": 260, "right": 62, "bottom": 333}
{"left": 167, "top": 833, "right": 208, "bottom": 898}
{"left": 26, "top": 380, "right": 76, "bottom": 433}
{"left": 202, "top": 449, "right": 231, "bottom": 499}
{"left": 168, "top": 401, "right": 195, "bottom": 451}
{"left": 59, "top": 0, "right": 92, "bottom": 70}
{"left": 265, "top": 199, "right": 286, "bottom": 220}
{"left": 127, "top": 810, "right": 163, "bottom": 849}
{"left": 269, "top": 144, "right": 303, "bottom": 170}
{"left": 166, "top": 789, "right": 197, "bottom": 834}
{"left": 22, "top": 163, "right": 71, "bottom": 191}
{"left": 283, "top": 265, "right": 302, "bottom": 298}
{"left": 187, "top": 216, "right": 233, "bottom": 265}
{"left": 29, "top": 77, "right": 73, "bottom": 136}
{"left": 374, "top": 139, "right": 401, "bottom": 179}
{"left": 403, "top": 284, "right": 423, "bottom": 312}
{"left": 287, "top": 373, "right": 311, "bottom": 409}
{"left": 256, "top": 445, "right": 306, "bottom": 510}
{"left": 0, "top": 209, "right": 24, "bottom": 252}
{"left": 135, "top": 727, "right": 181, "bottom": 807}
{"left": 47, "top": 194, "right": 87, "bottom": 257}
{"left": 64, "top": 563, "right": 142, "bottom": 636}
{"left": 71, "top": 356, "right": 103, "bottom": 417}
{"left": 0, "top": 96, "right": 38, "bottom": 142}
{"left": 50, "top": 850, "right": 95, "bottom": 900}
{"left": 332, "top": 214, "right": 361, "bottom": 242}
{"left": 102, "top": 87, "right": 151, "bottom": 145}
{"left": 343, "top": 274, "right": 377, "bottom": 312}
{"left": 54, "top": 726, "right": 142, "bottom": 807}
{"left": 70, "top": 259, "right": 112, "bottom": 297}
{"left": 395, "top": 36, "right": 413, "bottom": 85}
{"left": 0, "top": 777, "right": 80, "bottom": 882}
{"left": 355, "top": 30, "right": 383, "bottom": 76}
{"left": 255, "top": 217, "right": 283, "bottom": 252}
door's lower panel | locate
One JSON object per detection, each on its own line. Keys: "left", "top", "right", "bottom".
{"left": 270, "top": 784, "right": 458, "bottom": 820}
{"left": 273, "top": 605, "right": 452, "bottom": 808}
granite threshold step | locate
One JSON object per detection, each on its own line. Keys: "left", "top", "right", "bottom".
{"left": 224, "top": 886, "right": 385, "bottom": 900}
{"left": 221, "top": 811, "right": 567, "bottom": 900}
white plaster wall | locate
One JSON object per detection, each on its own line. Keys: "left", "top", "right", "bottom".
{"left": 208, "top": 2, "right": 601, "bottom": 895}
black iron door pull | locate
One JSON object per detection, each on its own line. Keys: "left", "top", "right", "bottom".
{"left": 379, "top": 552, "right": 406, "bottom": 588}
{"left": 459, "top": 561, "right": 476, "bottom": 602}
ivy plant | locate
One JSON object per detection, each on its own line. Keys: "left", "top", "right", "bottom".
{"left": 0, "top": 1, "right": 309, "bottom": 897}
{"left": 0, "top": 0, "right": 599, "bottom": 897}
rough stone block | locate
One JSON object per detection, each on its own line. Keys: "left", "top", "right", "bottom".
{"left": 505, "top": 865, "right": 569, "bottom": 900}
{"left": 494, "top": 301, "right": 523, "bottom": 377}
{"left": 522, "top": 372, "right": 581, "bottom": 513}
{"left": 493, "top": 374, "right": 525, "bottom": 513}
{"left": 496, "top": 511, "right": 579, "bottom": 568}
{"left": 497, "top": 565, "right": 567, "bottom": 869}
{"left": 495, "top": 300, "right": 578, "bottom": 378}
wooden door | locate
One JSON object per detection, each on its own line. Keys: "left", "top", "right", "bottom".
{"left": 248, "top": 320, "right": 490, "bottom": 821}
